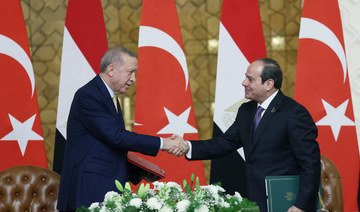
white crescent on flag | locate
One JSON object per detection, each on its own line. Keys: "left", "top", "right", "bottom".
{"left": 134, "top": 0, "right": 205, "bottom": 186}
{"left": 299, "top": 17, "right": 347, "bottom": 83}
{"left": 138, "top": 26, "right": 189, "bottom": 90}
{"left": 0, "top": 34, "right": 35, "bottom": 97}
{"left": 295, "top": 1, "right": 360, "bottom": 210}
{"left": 0, "top": 0, "right": 47, "bottom": 171}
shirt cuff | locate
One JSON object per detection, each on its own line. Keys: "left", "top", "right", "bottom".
{"left": 185, "top": 141, "right": 192, "bottom": 159}
{"left": 159, "top": 137, "right": 163, "bottom": 150}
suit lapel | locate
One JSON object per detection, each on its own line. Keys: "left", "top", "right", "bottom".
{"left": 94, "top": 75, "right": 125, "bottom": 127}
{"left": 247, "top": 91, "right": 284, "bottom": 157}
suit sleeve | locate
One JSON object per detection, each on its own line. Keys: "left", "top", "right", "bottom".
{"left": 288, "top": 105, "right": 321, "bottom": 211}
{"left": 77, "top": 91, "right": 160, "bottom": 156}
{"left": 188, "top": 109, "right": 243, "bottom": 160}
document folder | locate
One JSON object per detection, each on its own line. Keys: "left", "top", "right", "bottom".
{"left": 127, "top": 152, "right": 166, "bottom": 184}
{"left": 265, "top": 175, "right": 321, "bottom": 212}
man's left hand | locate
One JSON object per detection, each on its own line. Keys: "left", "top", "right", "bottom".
{"left": 287, "top": 206, "right": 305, "bottom": 212}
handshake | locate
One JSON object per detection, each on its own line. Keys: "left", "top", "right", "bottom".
{"left": 162, "top": 134, "right": 190, "bottom": 157}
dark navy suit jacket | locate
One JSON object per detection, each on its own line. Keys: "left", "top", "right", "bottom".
{"left": 57, "top": 75, "right": 161, "bottom": 211}
{"left": 188, "top": 90, "right": 321, "bottom": 212}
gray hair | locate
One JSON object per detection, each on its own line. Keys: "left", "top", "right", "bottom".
{"left": 100, "top": 46, "right": 136, "bottom": 73}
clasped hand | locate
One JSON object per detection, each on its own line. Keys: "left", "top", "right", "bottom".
{"left": 162, "top": 134, "right": 189, "bottom": 157}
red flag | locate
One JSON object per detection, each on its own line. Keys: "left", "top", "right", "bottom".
{"left": 134, "top": 0, "right": 206, "bottom": 185}
{"left": 211, "top": 0, "right": 267, "bottom": 195}
{"left": 295, "top": 0, "right": 360, "bottom": 211}
{"left": 0, "top": 0, "right": 47, "bottom": 170}
{"left": 53, "top": 0, "right": 108, "bottom": 174}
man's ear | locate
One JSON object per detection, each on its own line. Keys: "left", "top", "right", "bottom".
{"left": 107, "top": 64, "right": 115, "bottom": 77}
{"left": 266, "top": 79, "right": 275, "bottom": 91}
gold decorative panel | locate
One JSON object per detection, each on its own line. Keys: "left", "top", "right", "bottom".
{"left": 22, "top": 0, "right": 301, "bottom": 182}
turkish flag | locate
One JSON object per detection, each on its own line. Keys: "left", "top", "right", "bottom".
{"left": 134, "top": 0, "right": 206, "bottom": 185}
{"left": 0, "top": 0, "right": 47, "bottom": 171}
{"left": 53, "top": 0, "right": 108, "bottom": 174}
{"left": 294, "top": 0, "right": 360, "bottom": 211}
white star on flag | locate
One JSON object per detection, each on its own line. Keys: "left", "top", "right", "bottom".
{"left": 157, "top": 107, "right": 198, "bottom": 137}
{"left": 0, "top": 114, "right": 43, "bottom": 156}
{"left": 316, "top": 99, "right": 355, "bottom": 141}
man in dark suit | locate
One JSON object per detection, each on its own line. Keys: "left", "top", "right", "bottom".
{"left": 171, "top": 58, "right": 321, "bottom": 212}
{"left": 57, "top": 46, "right": 183, "bottom": 211}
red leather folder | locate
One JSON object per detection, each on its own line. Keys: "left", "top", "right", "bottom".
{"left": 127, "top": 152, "right": 166, "bottom": 182}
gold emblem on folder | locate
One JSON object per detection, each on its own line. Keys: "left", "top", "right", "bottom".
{"left": 285, "top": 192, "right": 296, "bottom": 201}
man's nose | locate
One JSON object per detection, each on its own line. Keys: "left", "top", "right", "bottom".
{"left": 131, "top": 72, "right": 136, "bottom": 82}
{"left": 242, "top": 78, "right": 248, "bottom": 86}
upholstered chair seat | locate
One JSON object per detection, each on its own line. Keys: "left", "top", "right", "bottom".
{"left": 0, "top": 165, "right": 60, "bottom": 212}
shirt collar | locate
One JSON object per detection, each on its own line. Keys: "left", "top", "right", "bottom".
{"left": 100, "top": 76, "right": 115, "bottom": 98}
{"left": 258, "top": 89, "right": 279, "bottom": 110}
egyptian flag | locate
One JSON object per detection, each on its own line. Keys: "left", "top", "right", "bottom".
{"left": 295, "top": 0, "right": 360, "bottom": 211}
{"left": 210, "top": 0, "right": 266, "bottom": 196}
{"left": 53, "top": 0, "right": 108, "bottom": 174}
{"left": 0, "top": 0, "right": 47, "bottom": 171}
{"left": 134, "top": 0, "right": 206, "bottom": 185}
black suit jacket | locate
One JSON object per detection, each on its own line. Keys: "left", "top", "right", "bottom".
{"left": 57, "top": 75, "right": 161, "bottom": 211}
{"left": 188, "top": 90, "right": 321, "bottom": 212}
